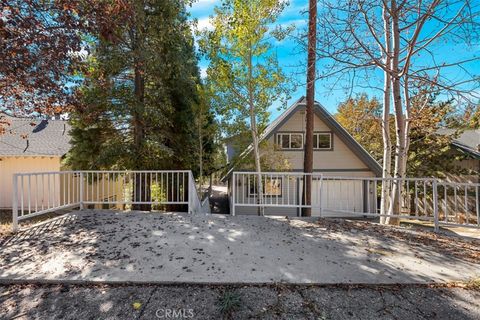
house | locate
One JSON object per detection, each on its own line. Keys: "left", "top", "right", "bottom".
{"left": 441, "top": 129, "right": 480, "bottom": 183}
{"left": 0, "top": 113, "right": 71, "bottom": 209}
{"left": 223, "top": 97, "right": 382, "bottom": 216}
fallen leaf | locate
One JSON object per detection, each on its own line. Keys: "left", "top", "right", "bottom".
{"left": 132, "top": 301, "right": 142, "bottom": 310}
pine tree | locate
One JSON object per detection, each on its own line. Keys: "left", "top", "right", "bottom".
{"left": 66, "top": 0, "right": 214, "bottom": 209}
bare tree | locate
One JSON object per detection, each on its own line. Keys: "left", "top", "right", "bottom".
{"left": 315, "top": 0, "right": 480, "bottom": 224}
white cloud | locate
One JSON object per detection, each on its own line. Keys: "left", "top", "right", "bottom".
{"left": 196, "top": 16, "right": 213, "bottom": 31}
{"left": 200, "top": 67, "right": 208, "bottom": 79}
{"left": 191, "top": 0, "right": 219, "bottom": 9}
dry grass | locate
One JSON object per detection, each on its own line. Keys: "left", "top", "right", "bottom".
{"left": 0, "top": 210, "right": 64, "bottom": 238}
{"left": 317, "top": 218, "right": 480, "bottom": 264}
{"left": 0, "top": 210, "right": 13, "bottom": 238}
{"left": 465, "top": 278, "right": 480, "bottom": 290}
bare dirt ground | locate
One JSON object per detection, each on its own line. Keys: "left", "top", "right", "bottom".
{"left": 0, "top": 209, "right": 65, "bottom": 238}
{"left": 1, "top": 283, "right": 479, "bottom": 319}
{"left": 1, "top": 210, "right": 479, "bottom": 284}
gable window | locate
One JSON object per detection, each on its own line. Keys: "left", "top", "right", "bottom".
{"left": 313, "top": 132, "right": 332, "bottom": 150}
{"left": 276, "top": 133, "right": 303, "bottom": 150}
{"left": 248, "top": 177, "right": 282, "bottom": 197}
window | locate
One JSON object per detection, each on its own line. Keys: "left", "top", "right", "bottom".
{"left": 248, "top": 177, "right": 282, "bottom": 197}
{"left": 276, "top": 133, "right": 303, "bottom": 150}
{"left": 313, "top": 132, "right": 332, "bottom": 150}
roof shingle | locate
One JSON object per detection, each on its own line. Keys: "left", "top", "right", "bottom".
{"left": 0, "top": 114, "right": 71, "bottom": 156}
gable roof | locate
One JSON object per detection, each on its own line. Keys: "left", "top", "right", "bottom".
{"left": 222, "top": 96, "right": 382, "bottom": 180}
{"left": 451, "top": 129, "right": 480, "bottom": 159}
{"left": 438, "top": 128, "right": 480, "bottom": 158}
{"left": 0, "top": 114, "right": 71, "bottom": 156}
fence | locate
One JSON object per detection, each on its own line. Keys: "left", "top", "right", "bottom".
{"left": 12, "top": 170, "right": 209, "bottom": 232}
{"left": 231, "top": 172, "right": 480, "bottom": 231}
{"left": 231, "top": 172, "right": 324, "bottom": 216}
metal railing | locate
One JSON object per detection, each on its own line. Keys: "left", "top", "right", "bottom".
{"left": 231, "top": 172, "right": 480, "bottom": 231}
{"left": 231, "top": 172, "right": 324, "bottom": 216}
{"left": 12, "top": 170, "right": 209, "bottom": 232}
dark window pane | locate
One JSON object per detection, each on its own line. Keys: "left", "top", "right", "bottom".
{"left": 290, "top": 134, "right": 302, "bottom": 148}
{"left": 249, "top": 178, "right": 257, "bottom": 195}
{"left": 318, "top": 134, "right": 331, "bottom": 149}
{"left": 281, "top": 134, "right": 290, "bottom": 149}
{"left": 313, "top": 134, "right": 318, "bottom": 149}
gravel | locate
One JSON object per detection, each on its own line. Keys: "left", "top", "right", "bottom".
{"left": 1, "top": 283, "right": 479, "bottom": 320}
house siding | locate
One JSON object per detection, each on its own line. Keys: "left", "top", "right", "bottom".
{"left": 231, "top": 171, "right": 376, "bottom": 216}
{"left": 267, "top": 108, "right": 372, "bottom": 172}
{"left": 231, "top": 108, "right": 377, "bottom": 215}
{"left": 0, "top": 156, "right": 62, "bottom": 209}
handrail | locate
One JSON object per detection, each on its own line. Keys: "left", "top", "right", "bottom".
{"left": 231, "top": 171, "right": 480, "bottom": 231}
{"left": 12, "top": 170, "right": 209, "bottom": 232}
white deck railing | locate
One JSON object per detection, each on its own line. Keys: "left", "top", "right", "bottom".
{"left": 231, "top": 172, "right": 324, "bottom": 215}
{"left": 12, "top": 170, "right": 209, "bottom": 231}
{"left": 232, "top": 172, "right": 480, "bottom": 231}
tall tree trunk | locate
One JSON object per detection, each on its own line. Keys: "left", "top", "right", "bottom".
{"left": 131, "top": 0, "right": 150, "bottom": 211}
{"left": 302, "top": 0, "right": 317, "bottom": 217}
{"left": 380, "top": 3, "right": 392, "bottom": 224}
{"left": 380, "top": 73, "right": 392, "bottom": 223}
{"left": 387, "top": 1, "right": 403, "bottom": 224}
{"left": 388, "top": 75, "right": 405, "bottom": 225}
{"left": 248, "top": 46, "right": 264, "bottom": 216}
{"left": 401, "top": 75, "right": 412, "bottom": 179}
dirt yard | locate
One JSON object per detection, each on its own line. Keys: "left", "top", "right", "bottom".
{"left": 1, "top": 210, "right": 479, "bottom": 284}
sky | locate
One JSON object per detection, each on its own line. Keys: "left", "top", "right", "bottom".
{"left": 188, "top": 0, "right": 480, "bottom": 121}
{"left": 189, "top": 0, "right": 317, "bottom": 119}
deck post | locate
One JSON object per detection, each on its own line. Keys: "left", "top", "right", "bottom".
{"left": 433, "top": 179, "right": 439, "bottom": 233}
{"left": 318, "top": 175, "right": 323, "bottom": 217}
{"left": 79, "top": 172, "right": 84, "bottom": 210}
{"left": 231, "top": 173, "right": 236, "bottom": 216}
{"left": 188, "top": 172, "right": 192, "bottom": 214}
{"left": 12, "top": 174, "right": 18, "bottom": 233}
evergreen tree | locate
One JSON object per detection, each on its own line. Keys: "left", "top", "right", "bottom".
{"left": 66, "top": 0, "right": 215, "bottom": 209}
{"left": 336, "top": 94, "right": 466, "bottom": 178}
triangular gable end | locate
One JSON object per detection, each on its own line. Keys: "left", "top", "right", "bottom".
{"left": 222, "top": 97, "right": 382, "bottom": 180}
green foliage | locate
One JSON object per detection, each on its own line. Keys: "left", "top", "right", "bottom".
{"left": 66, "top": 0, "right": 217, "bottom": 173}
{"left": 232, "top": 141, "right": 292, "bottom": 172}
{"left": 336, "top": 94, "right": 468, "bottom": 178}
{"left": 406, "top": 100, "right": 464, "bottom": 178}
{"left": 218, "top": 290, "right": 241, "bottom": 318}
{"left": 335, "top": 94, "right": 384, "bottom": 162}
{"left": 198, "top": 0, "right": 292, "bottom": 141}
{"left": 194, "top": 85, "right": 226, "bottom": 177}
{"left": 454, "top": 103, "right": 480, "bottom": 129}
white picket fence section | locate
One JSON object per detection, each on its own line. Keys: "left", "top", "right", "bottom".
{"left": 12, "top": 170, "right": 209, "bottom": 231}
{"left": 232, "top": 172, "right": 480, "bottom": 231}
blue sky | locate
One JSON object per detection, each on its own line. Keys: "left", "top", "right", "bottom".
{"left": 188, "top": 0, "right": 480, "bottom": 120}
{"left": 190, "top": 0, "right": 318, "bottom": 119}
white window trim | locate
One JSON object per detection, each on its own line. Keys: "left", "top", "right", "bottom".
{"left": 314, "top": 132, "right": 332, "bottom": 150}
{"left": 276, "top": 133, "right": 304, "bottom": 150}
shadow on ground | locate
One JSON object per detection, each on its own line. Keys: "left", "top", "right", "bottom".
{"left": 209, "top": 185, "right": 229, "bottom": 215}
{"left": 0, "top": 210, "right": 479, "bottom": 285}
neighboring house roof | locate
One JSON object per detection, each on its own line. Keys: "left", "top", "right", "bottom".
{"left": 222, "top": 96, "right": 382, "bottom": 180}
{"left": 0, "top": 114, "right": 71, "bottom": 156}
{"left": 438, "top": 128, "right": 480, "bottom": 159}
